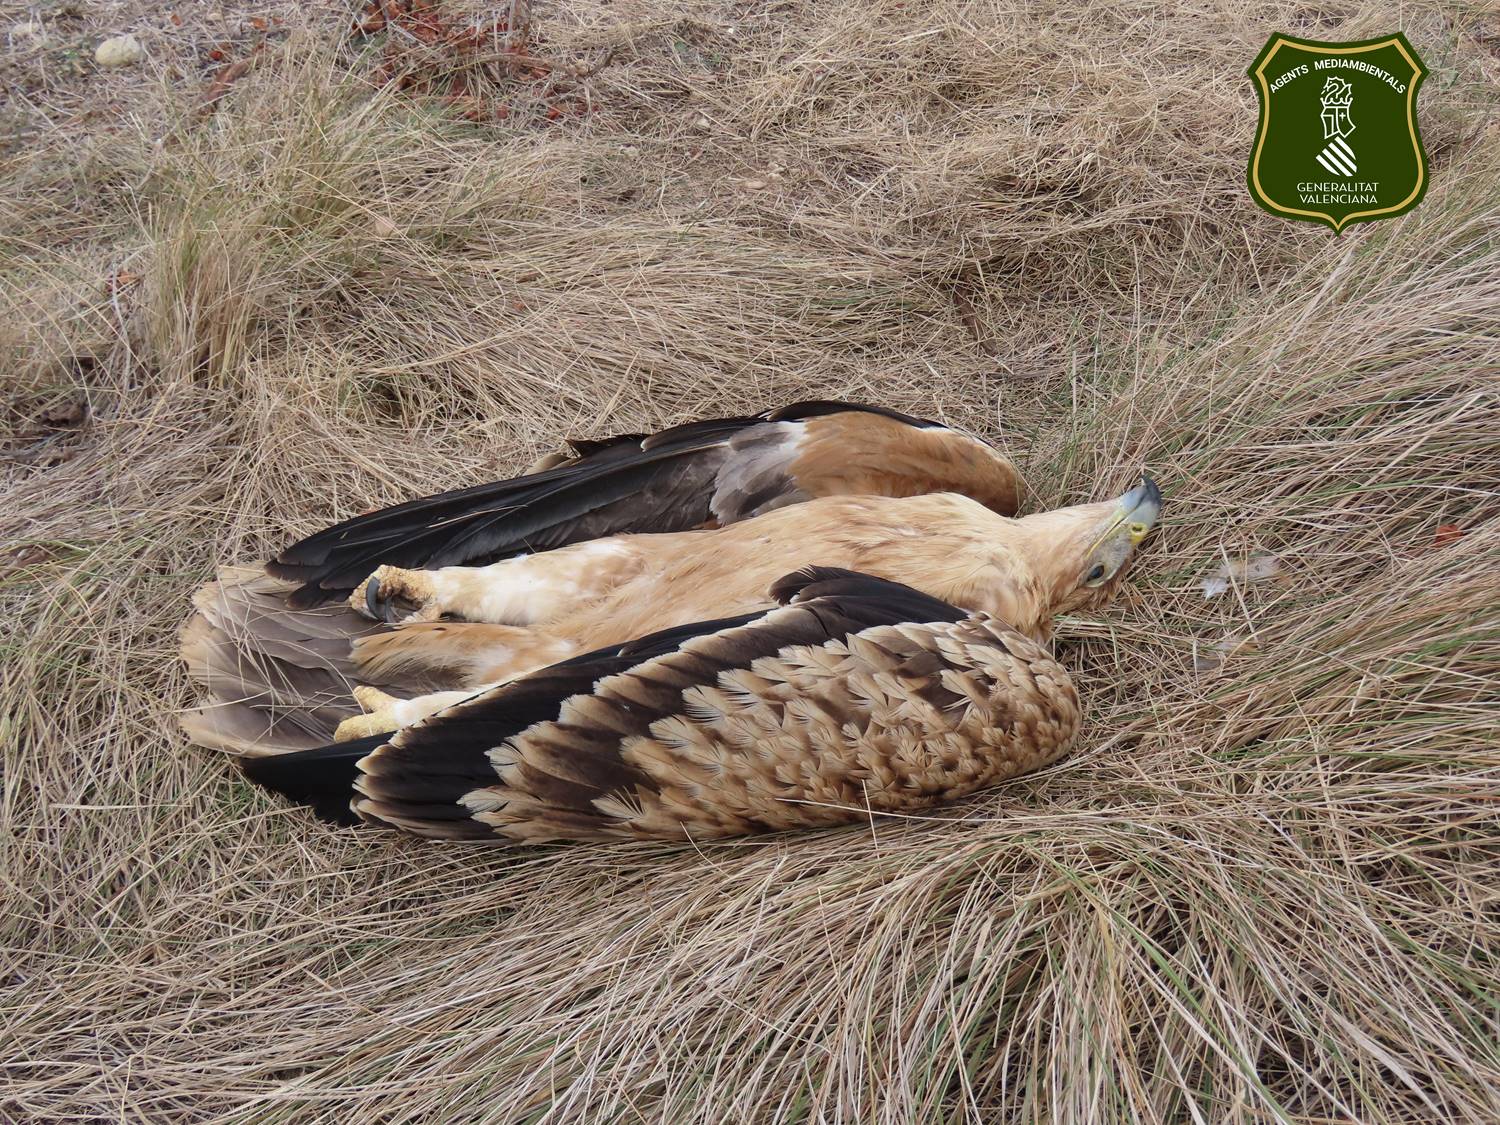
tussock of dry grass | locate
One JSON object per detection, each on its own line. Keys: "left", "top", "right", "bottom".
{"left": 2, "top": 1, "right": 1498, "bottom": 1120}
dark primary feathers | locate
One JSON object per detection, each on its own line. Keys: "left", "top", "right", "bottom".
{"left": 267, "top": 402, "right": 1021, "bottom": 608}
{"left": 240, "top": 569, "right": 1084, "bottom": 842}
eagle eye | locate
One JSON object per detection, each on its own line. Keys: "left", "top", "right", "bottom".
{"left": 1085, "top": 564, "right": 1107, "bottom": 584}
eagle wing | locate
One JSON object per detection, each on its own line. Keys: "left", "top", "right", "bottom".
{"left": 267, "top": 402, "right": 1023, "bottom": 608}
{"left": 241, "top": 569, "right": 1080, "bottom": 842}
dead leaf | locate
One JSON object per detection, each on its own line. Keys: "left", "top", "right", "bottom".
{"left": 1434, "top": 524, "right": 1464, "bottom": 548}
{"left": 199, "top": 57, "right": 255, "bottom": 113}
{"left": 2, "top": 544, "right": 56, "bottom": 572}
{"left": 39, "top": 399, "right": 88, "bottom": 427}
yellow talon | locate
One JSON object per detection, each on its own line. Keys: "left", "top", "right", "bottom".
{"left": 334, "top": 710, "right": 399, "bottom": 742}
{"left": 353, "top": 685, "right": 400, "bottom": 712}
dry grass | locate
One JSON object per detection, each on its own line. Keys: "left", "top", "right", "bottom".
{"left": 3, "top": 0, "right": 1499, "bottom": 1120}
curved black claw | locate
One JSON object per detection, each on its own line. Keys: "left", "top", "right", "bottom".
{"left": 362, "top": 573, "right": 424, "bottom": 623}
{"left": 365, "top": 574, "right": 387, "bottom": 622}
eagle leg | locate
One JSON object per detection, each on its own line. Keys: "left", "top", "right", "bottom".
{"left": 349, "top": 540, "right": 648, "bottom": 627}
{"left": 352, "top": 621, "right": 578, "bottom": 687}
{"left": 333, "top": 684, "right": 500, "bottom": 742}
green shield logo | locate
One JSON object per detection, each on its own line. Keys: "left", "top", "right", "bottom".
{"left": 1248, "top": 33, "right": 1428, "bottom": 232}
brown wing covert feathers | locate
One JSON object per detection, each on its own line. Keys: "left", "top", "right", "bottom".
{"left": 520, "top": 616, "right": 1077, "bottom": 841}
{"left": 345, "top": 582, "right": 1079, "bottom": 843}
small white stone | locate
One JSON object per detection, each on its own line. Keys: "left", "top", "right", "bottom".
{"left": 94, "top": 33, "right": 143, "bottom": 67}
{"left": 693, "top": 114, "right": 711, "bottom": 131}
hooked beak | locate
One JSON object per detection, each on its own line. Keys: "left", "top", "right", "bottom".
{"left": 1091, "top": 471, "right": 1164, "bottom": 552}
{"left": 1119, "top": 471, "right": 1162, "bottom": 542}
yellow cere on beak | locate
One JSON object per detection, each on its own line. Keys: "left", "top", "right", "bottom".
{"left": 1089, "top": 472, "right": 1163, "bottom": 554}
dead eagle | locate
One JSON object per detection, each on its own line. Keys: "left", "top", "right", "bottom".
{"left": 181, "top": 402, "right": 1162, "bottom": 842}
{"left": 236, "top": 569, "right": 1084, "bottom": 840}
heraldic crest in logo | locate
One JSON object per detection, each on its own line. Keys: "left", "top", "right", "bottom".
{"left": 1247, "top": 32, "right": 1429, "bottom": 232}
